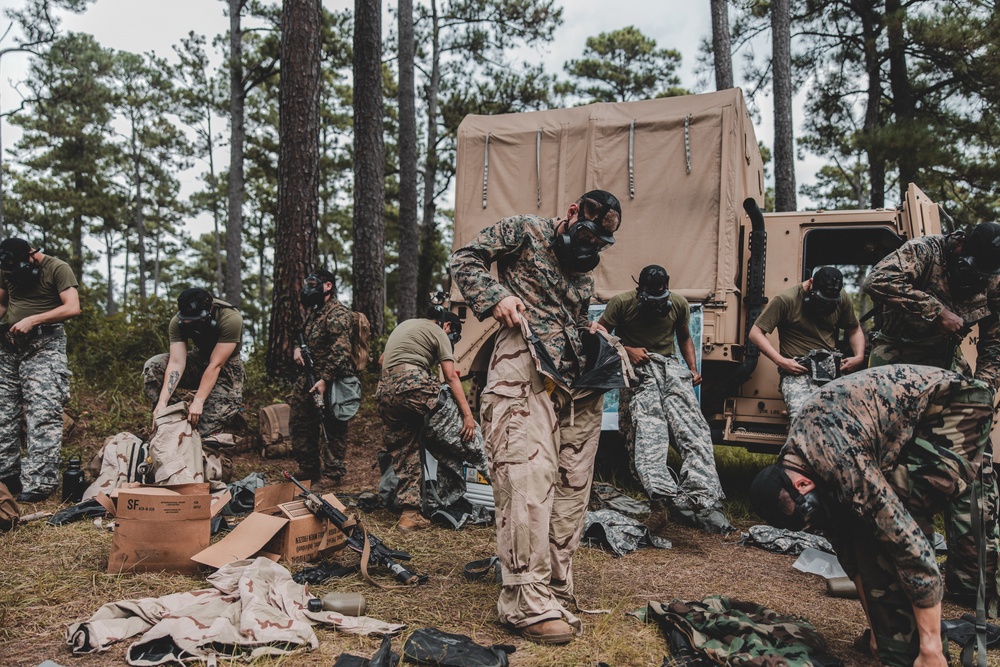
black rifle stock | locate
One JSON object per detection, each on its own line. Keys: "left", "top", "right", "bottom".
{"left": 282, "top": 471, "right": 428, "bottom": 586}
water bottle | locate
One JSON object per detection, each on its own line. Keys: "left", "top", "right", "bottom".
{"left": 61, "top": 455, "right": 86, "bottom": 503}
{"left": 320, "top": 592, "right": 366, "bottom": 616}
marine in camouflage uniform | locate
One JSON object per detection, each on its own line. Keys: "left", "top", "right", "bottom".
{"left": 143, "top": 288, "right": 244, "bottom": 438}
{"left": 863, "top": 226, "right": 1000, "bottom": 615}
{"left": 291, "top": 270, "right": 357, "bottom": 482}
{"left": 752, "top": 365, "right": 994, "bottom": 666}
{"left": 749, "top": 267, "right": 865, "bottom": 422}
{"left": 598, "top": 266, "right": 732, "bottom": 534}
{"left": 375, "top": 313, "right": 480, "bottom": 518}
{"left": 0, "top": 238, "right": 80, "bottom": 502}
{"left": 451, "top": 190, "right": 622, "bottom": 643}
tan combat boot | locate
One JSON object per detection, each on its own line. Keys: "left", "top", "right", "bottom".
{"left": 397, "top": 509, "right": 432, "bottom": 532}
{"left": 518, "top": 618, "right": 576, "bottom": 645}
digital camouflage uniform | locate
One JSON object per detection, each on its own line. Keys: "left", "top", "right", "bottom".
{"left": 754, "top": 283, "right": 859, "bottom": 421}
{"left": 863, "top": 234, "right": 1000, "bottom": 616}
{"left": 0, "top": 254, "right": 77, "bottom": 498}
{"left": 452, "top": 213, "right": 602, "bottom": 633}
{"left": 780, "top": 365, "right": 995, "bottom": 665}
{"left": 143, "top": 300, "right": 245, "bottom": 438}
{"left": 603, "top": 289, "right": 728, "bottom": 525}
{"left": 291, "top": 296, "right": 356, "bottom": 481}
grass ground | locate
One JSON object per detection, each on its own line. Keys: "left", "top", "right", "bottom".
{"left": 0, "top": 386, "right": 997, "bottom": 667}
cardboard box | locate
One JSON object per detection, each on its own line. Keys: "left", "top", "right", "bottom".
{"left": 99, "top": 483, "right": 231, "bottom": 574}
{"left": 192, "top": 481, "right": 347, "bottom": 569}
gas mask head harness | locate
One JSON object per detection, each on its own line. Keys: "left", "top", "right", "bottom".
{"left": 553, "top": 190, "right": 621, "bottom": 273}
{"left": 176, "top": 287, "right": 217, "bottom": 345}
{"left": 749, "top": 463, "right": 830, "bottom": 533}
{"left": 427, "top": 297, "right": 463, "bottom": 348}
{"left": 949, "top": 222, "right": 1000, "bottom": 297}
{"left": 299, "top": 269, "right": 336, "bottom": 309}
{"left": 634, "top": 264, "right": 671, "bottom": 319}
{"left": 0, "top": 238, "right": 40, "bottom": 285}
{"left": 803, "top": 266, "right": 844, "bottom": 318}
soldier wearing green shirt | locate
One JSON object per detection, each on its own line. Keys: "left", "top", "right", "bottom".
{"left": 749, "top": 266, "right": 865, "bottom": 421}
{"left": 0, "top": 237, "right": 81, "bottom": 502}
{"left": 143, "top": 287, "right": 245, "bottom": 437}
{"left": 598, "top": 265, "right": 732, "bottom": 534}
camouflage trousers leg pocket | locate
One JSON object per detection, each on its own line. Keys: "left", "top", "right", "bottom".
{"left": 480, "top": 389, "right": 531, "bottom": 465}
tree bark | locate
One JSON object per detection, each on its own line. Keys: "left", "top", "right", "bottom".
{"left": 710, "top": 0, "right": 733, "bottom": 90}
{"left": 226, "top": 0, "right": 245, "bottom": 307}
{"left": 771, "top": 0, "right": 796, "bottom": 211}
{"left": 268, "top": 0, "right": 322, "bottom": 378}
{"left": 396, "top": 0, "right": 418, "bottom": 321}
{"left": 353, "top": 0, "right": 386, "bottom": 336}
{"left": 416, "top": 0, "right": 440, "bottom": 316}
{"left": 855, "top": 0, "right": 885, "bottom": 208}
{"left": 886, "top": 0, "right": 916, "bottom": 200}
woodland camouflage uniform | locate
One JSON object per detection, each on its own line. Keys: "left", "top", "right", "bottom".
{"left": 452, "top": 213, "right": 603, "bottom": 634}
{"left": 779, "top": 365, "right": 996, "bottom": 665}
{"left": 376, "top": 316, "right": 488, "bottom": 514}
{"left": 863, "top": 233, "right": 1000, "bottom": 618}
{"left": 291, "top": 296, "right": 356, "bottom": 481}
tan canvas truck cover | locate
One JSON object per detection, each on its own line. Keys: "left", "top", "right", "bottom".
{"left": 450, "top": 88, "right": 765, "bottom": 306}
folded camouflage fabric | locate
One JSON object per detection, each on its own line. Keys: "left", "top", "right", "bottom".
{"left": 66, "top": 557, "right": 404, "bottom": 664}
{"left": 738, "top": 525, "right": 835, "bottom": 556}
{"left": 583, "top": 508, "right": 672, "bottom": 557}
{"left": 647, "top": 595, "right": 841, "bottom": 667}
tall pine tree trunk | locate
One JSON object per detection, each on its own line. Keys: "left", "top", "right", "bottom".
{"left": 771, "top": 0, "right": 796, "bottom": 212}
{"left": 353, "top": 0, "right": 385, "bottom": 336}
{"left": 710, "top": 0, "right": 733, "bottom": 90}
{"left": 226, "top": 0, "right": 245, "bottom": 307}
{"left": 396, "top": 0, "right": 418, "bottom": 321}
{"left": 416, "top": 0, "right": 440, "bottom": 316}
{"left": 886, "top": 0, "right": 916, "bottom": 200}
{"left": 268, "top": 0, "right": 322, "bottom": 378}
{"left": 858, "top": 0, "right": 885, "bottom": 208}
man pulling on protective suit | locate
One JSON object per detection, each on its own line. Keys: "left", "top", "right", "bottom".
{"left": 375, "top": 307, "right": 483, "bottom": 532}
{"left": 0, "top": 237, "right": 80, "bottom": 502}
{"left": 750, "top": 364, "right": 996, "bottom": 667}
{"left": 143, "top": 288, "right": 245, "bottom": 437}
{"left": 452, "top": 189, "right": 629, "bottom": 646}
{"left": 864, "top": 221, "right": 1000, "bottom": 613}
{"left": 291, "top": 269, "right": 359, "bottom": 484}
{"left": 748, "top": 266, "right": 865, "bottom": 422}
{"left": 598, "top": 265, "right": 733, "bottom": 534}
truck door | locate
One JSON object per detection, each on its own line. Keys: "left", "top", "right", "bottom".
{"left": 899, "top": 183, "right": 943, "bottom": 239}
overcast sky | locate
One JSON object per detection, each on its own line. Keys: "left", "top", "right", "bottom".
{"left": 0, "top": 0, "right": 823, "bottom": 235}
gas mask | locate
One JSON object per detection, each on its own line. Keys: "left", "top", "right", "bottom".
{"left": 553, "top": 218, "right": 612, "bottom": 273}
{"left": 803, "top": 267, "right": 844, "bottom": 318}
{"left": 447, "top": 330, "right": 462, "bottom": 347}
{"left": 948, "top": 223, "right": 1000, "bottom": 298}
{"left": 299, "top": 274, "right": 329, "bottom": 309}
{"left": 0, "top": 247, "right": 39, "bottom": 286}
{"left": 635, "top": 265, "right": 672, "bottom": 319}
{"left": 750, "top": 464, "right": 831, "bottom": 534}
{"left": 552, "top": 190, "right": 621, "bottom": 274}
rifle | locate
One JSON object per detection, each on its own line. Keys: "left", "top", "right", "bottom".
{"left": 297, "top": 332, "right": 339, "bottom": 449}
{"left": 282, "top": 471, "right": 428, "bottom": 586}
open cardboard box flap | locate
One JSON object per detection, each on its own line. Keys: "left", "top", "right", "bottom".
{"left": 192, "top": 481, "right": 347, "bottom": 569}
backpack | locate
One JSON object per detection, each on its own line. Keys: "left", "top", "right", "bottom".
{"left": 259, "top": 403, "right": 293, "bottom": 458}
{"left": 351, "top": 311, "right": 371, "bottom": 372}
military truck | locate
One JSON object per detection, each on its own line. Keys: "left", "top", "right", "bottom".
{"left": 447, "top": 88, "right": 946, "bottom": 452}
